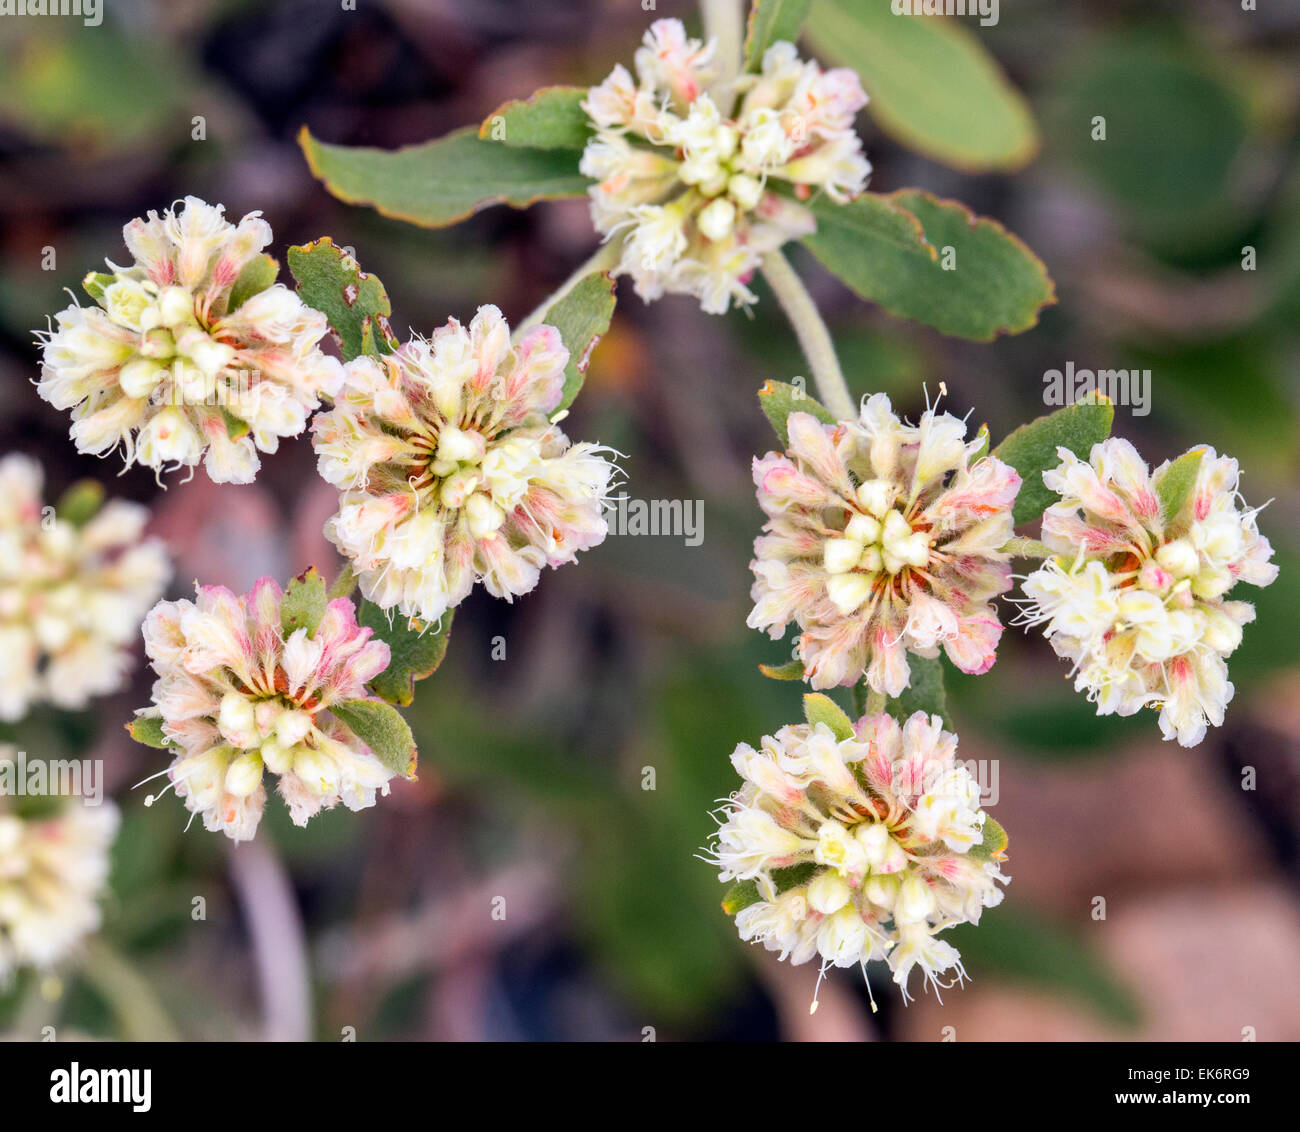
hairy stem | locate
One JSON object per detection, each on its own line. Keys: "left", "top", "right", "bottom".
{"left": 515, "top": 241, "right": 621, "bottom": 337}
{"left": 702, "top": 0, "right": 745, "bottom": 88}
{"left": 865, "top": 689, "right": 888, "bottom": 716}
{"left": 328, "top": 564, "right": 358, "bottom": 601}
{"left": 81, "top": 939, "right": 181, "bottom": 1041}
{"left": 1000, "top": 536, "right": 1054, "bottom": 559}
{"left": 761, "top": 249, "right": 856, "bottom": 421}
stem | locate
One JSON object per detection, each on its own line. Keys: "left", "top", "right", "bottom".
{"left": 702, "top": 0, "right": 745, "bottom": 87}
{"left": 81, "top": 939, "right": 181, "bottom": 1041}
{"left": 515, "top": 242, "right": 621, "bottom": 338}
{"left": 1000, "top": 536, "right": 1054, "bottom": 560}
{"left": 761, "top": 249, "right": 856, "bottom": 421}
{"left": 865, "top": 689, "right": 887, "bottom": 716}
{"left": 328, "top": 564, "right": 357, "bottom": 601}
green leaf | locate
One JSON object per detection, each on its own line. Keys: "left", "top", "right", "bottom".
{"left": 803, "top": 692, "right": 854, "bottom": 740}
{"left": 479, "top": 85, "right": 592, "bottom": 149}
{"left": 356, "top": 601, "right": 453, "bottom": 708}
{"left": 885, "top": 654, "right": 948, "bottom": 725}
{"left": 969, "top": 814, "right": 1008, "bottom": 861}
{"left": 759, "top": 657, "right": 805, "bottom": 681}
{"left": 329, "top": 698, "right": 418, "bottom": 779}
{"left": 721, "top": 879, "right": 762, "bottom": 915}
{"left": 287, "top": 237, "right": 396, "bottom": 363}
{"left": 993, "top": 397, "right": 1115, "bottom": 525}
{"left": 540, "top": 271, "right": 618, "bottom": 412}
{"left": 55, "top": 479, "right": 104, "bottom": 527}
{"left": 225, "top": 253, "right": 279, "bottom": 314}
{"left": 769, "top": 861, "right": 818, "bottom": 893}
{"left": 125, "top": 714, "right": 172, "bottom": 750}
{"left": 280, "top": 568, "right": 328, "bottom": 640}
{"left": 82, "top": 271, "right": 115, "bottom": 306}
{"left": 803, "top": 191, "right": 1056, "bottom": 341}
{"left": 1154, "top": 448, "right": 1204, "bottom": 525}
{"left": 804, "top": 0, "right": 1039, "bottom": 172}
{"left": 757, "top": 379, "right": 836, "bottom": 447}
{"left": 219, "top": 405, "right": 251, "bottom": 442}
{"left": 744, "top": 0, "right": 812, "bottom": 71}
{"left": 298, "top": 124, "right": 591, "bottom": 230}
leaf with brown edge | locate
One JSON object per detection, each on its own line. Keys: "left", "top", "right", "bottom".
{"left": 125, "top": 713, "right": 172, "bottom": 749}
{"left": 330, "top": 698, "right": 419, "bottom": 780}
{"left": 357, "top": 601, "right": 452, "bottom": 707}
{"left": 758, "top": 379, "right": 836, "bottom": 447}
{"left": 281, "top": 567, "right": 328, "bottom": 640}
{"left": 759, "top": 658, "right": 805, "bottom": 681}
{"left": 287, "top": 237, "right": 396, "bottom": 362}
{"left": 540, "top": 271, "right": 618, "bottom": 412}
{"left": 479, "top": 85, "right": 592, "bottom": 150}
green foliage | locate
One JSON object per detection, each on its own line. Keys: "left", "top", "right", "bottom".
{"left": 356, "top": 602, "right": 452, "bottom": 708}
{"left": 759, "top": 657, "right": 805, "bottom": 681}
{"left": 802, "top": 192, "right": 1055, "bottom": 341}
{"left": 885, "top": 654, "right": 948, "bottom": 725}
{"left": 804, "top": 0, "right": 1038, "bottom": 171}
{"left": 757, "top": 379, "right": 835, "bottom": 447}
{"left": 225, "top": 253, "right": 279, "bottom": 315}
{"left": 329, "top": 699, "right": 418, "bottom": 779}
{"left": 55, "top": 479, "right": 104, "bottom": 527}
{"left": 1155, "top": 448, "right": 1203, "bottom": 524}
{"left": 539, "top": 271, "right": 618, "bottom": 411}
{"left": 744, "top": 0, "right": 812, "bottom": 71}
{"left": 124, "top": 714, "right": 172, "bottom": 750}
{"left": 287, "top": 238, "right": 396, "bottom": 362}
{"left": 479, "top": 86, "right": 591, "bottom": 149}
{"left": 803, "top": 692, "right": 854, "bottom": 740}
{"left": 298, "top": 125, "right": 590, "bottom": 230}
{"left": 993, "top": 397, "right": 1115, "bottom": 525}
{"left": 280, "top": 568, "right": 328, "bottom": 639}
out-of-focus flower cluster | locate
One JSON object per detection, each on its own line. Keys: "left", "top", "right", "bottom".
{"left": 1022, "top": 439, "right": 1277, "bottom": 746}
{"left": 37, "top": 196, "right": 342, "bottom": 483}
{"left": 581, "top": 18, "right": 870, "bottom": 313}
{"left": 0, "top": 454, "right": 169, "bottom": 722}
{"left": 748, "top": 395, "right": 1020, "bottom": 694}
{"left": 0, "top": 756, "right": 118, "bottom": 981}
{"left": 708, "top": 708, "right": 1007, "bottom": 1002}
{"left": 313, "top": 305, "right": 616, "bottom": 624}
{"left": 139, "top": 579, "right": 395, "bottom": 842}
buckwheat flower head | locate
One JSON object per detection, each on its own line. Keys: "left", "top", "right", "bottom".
{"left": 707, "top": 710, "right": 1008, "bottom": 1004}
{"left": 1020, "top": 439, "right": 1277, "bottom": 747}
{"left": 36, "top": 196, "right": 343, "bottom": 483}
{"left": 748, "top": 395, "right": 1021, "bottom": 694}
{"left": 0, "top": 454, "right": 170, "bottom": 722}
{"left": 313, "top": 306, "right": 617, "bottom": 624}
{"left": 137, "top": 579, "right": 397, "bottom": 842}
{"left": 580, "top": 18, "right": 870, "bottom": 313}
{"left": 0, "top": 764, "right": 119, "bottom": 981}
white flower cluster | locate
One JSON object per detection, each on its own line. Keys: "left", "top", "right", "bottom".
{"left": 1021, "top": 440, "right": 1277, "bottom": 746}
{"left": 37, "top": 196, "right": 343, "bottom": 483}
{"left": 708, "top": 706, "right": 1007, "bottom": 1004}
{"left": 582, "top": 18, "right": 870, "bottom": 313}
{"left": 0, "top": 454, "right": 170, "bottom": 722}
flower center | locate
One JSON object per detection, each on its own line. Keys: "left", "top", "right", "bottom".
{"left": 822, "top": 479, "right": 931, "bottom": 615}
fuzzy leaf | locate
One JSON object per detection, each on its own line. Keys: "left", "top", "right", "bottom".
{"left": 721, "top": 879, "right": 762, "bottom": 916}
{"left": 280, "top": 568, "right": 328, "bottom": 640}
{"left": 82, "top": 271, "right": 115, "bottom": 306}
{"left": 1155, "top": 448, "right": 1204, "bottom": 524}
{"left": 541, "top": 271, "right": 618, "bottom": 411}
{"left": 993, "top": 397, "right": 1115, "bottom": 525}
{"left": 804, "top": 0, "right": 1039, "bottom": 172}
{"left": 744, "top": 0, "right": 812, "bottom": 71}
{"left": 219, "top": 406, "right": 250, "bottom": 442}
{"left": 287, "top": 237, "right": 396, "bottom": 362}
{"left": 298, "top": 124, "right": 590, "bottom": 230}
{"left": 330, "top": 698, "right": 418, "bottom": 779}
{"left": 759, "top": 657, "right": 805, "bottom": 681}
{"left": 757, "top": 379, "right": 836, "bottom": 447}
{"left": 226, "top": 253, "right": 279, "bottom": 314}
{"left": 770, "top": 861, "right": 817, "bottom": 893}
{"left": 970, "top": 814, "right": 1009, "bottom": 861}
{"left": 125, "top": 714, "right": 172, "bottom": 749}
{"left": 356, "top": 601, "right": 453, "bottom": 707}
{"left": 884, "top": 654, "right": 948, "bottom": 725}
{"left": 803, "top": 191, "right": 1056, "bottom": 341}
{"left": 55, "top": 479, "right": 104, "bottom": 527}
{"left": 803, "top": 692, "right": 854, "bottom": 740}
{"left": 479, "top": 85, "right": 592, "bottom": 149}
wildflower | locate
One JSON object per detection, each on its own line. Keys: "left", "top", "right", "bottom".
{"left": 0, "top": 762, "right": 118, "bottom": 980}
{"left": 1021, "top": 439, "right": 1277, "bottom": 746}
{"left": 748, "top": 394, "right": 1020, "bottom": 694}
{"left": 137, "top": 578, "right": 397, "bottom": 841}
{"left": 0, "top": 454, "right": 170, "bottom": 721}
{"left": 36, "top": 196, "right": 343, "bottom": 483}
{"left": 580, "top": 19, "right": 870, "bottom": 313}
{"left": 708, "top": 706, "right": 1008, "bottom": 1004}
{"left": 313, "top": 305, "right": 616, "bottom": 624}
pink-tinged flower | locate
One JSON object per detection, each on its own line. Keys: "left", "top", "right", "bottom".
{"left": 313, "top": 306, "right": 617, "bottom": 624}
{"left": 0, "top": 761, "right": 119, "bottom": 980}
{"left": 707, "top": 707, "right": 1008, "bottom": 1005}
{"left": 1021, "top": 439, "right": 1277, "bottom": 747}
{"left": 36, "top": 197, "right": 343, "bottom": 483}
{"left": 0, "top": 454, "right": 170, "bottom": 722}
{"left": 580, "top": 19, "right": 870, "bottom": 313}
{"left": 748, "top": 395, "right": 1020, "bottom": 695}
{"left": 136, "top": 578, "right": 397, "bottom": 841}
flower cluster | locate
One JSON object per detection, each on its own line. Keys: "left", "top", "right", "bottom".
{"left": 1021, "top": 439, "right": 1277, "bottom": 746}
{"left": 36, "top": 196, "right": 343, "bottom": 483}
{"left": 313, "top": 305, "right": 616, "bottom": 624}
{"left": 0, "top": 454, "right": 170, "bottom": 722}
{"left": 708, "top": 708, "right": 1007, "bottom": 1003}
{"left": 581, "top": 18, "right": 870, "bottom": 313}
{"left": 748, "top": 395, "right": 1021, "bottom": 694}
{"left": 138, "top": 579, "right": 397, "bottom": 841}
{"left": 0, "top": 763, "right": 119, "bottom": 981}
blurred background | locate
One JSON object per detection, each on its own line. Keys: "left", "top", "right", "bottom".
{"left": 1, "top": 0, "right": 1298, "bottom": 1041}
